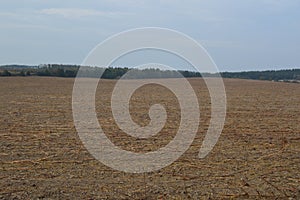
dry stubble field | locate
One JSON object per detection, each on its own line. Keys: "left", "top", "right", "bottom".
{"left": 0, "top": 77, "right": 299, "bottom": 199}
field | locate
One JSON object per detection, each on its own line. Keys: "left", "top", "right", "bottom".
{"left": 0, "top": 77, "right": 299, "bottom": 199}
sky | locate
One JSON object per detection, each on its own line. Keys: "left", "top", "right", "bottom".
{"left": 0, "top": 0, "right": 299, "bottom": 71}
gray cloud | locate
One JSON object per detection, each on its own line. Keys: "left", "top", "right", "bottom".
{"left": 0, "top": 0, "right": 299, "bottom": 70}
{"left": 38, "top": 8, "right": 132, "bottom": 19}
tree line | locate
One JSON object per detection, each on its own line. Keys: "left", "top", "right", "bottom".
{"left": 221, "top": 69, "right": 300, "bottom": 82}
{"left": 0, "top": 64, "right": 202, "bottom": 79}
{"left": 0, "top": 64, "right": 299, "bottom": 82}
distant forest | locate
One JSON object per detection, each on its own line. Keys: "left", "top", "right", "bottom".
{"left": 0, "top": 64, "right": 299, "bottom": 83}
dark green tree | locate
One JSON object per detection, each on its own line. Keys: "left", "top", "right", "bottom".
{"left": 20, "top": 70, "right": 25, "bottom": 76}
{"left": 2, "top": 70, "right": 11, "bottom": 76}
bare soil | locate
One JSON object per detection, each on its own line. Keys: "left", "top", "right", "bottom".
{"left": 0, "top": 77, "right": 299, "bottom": 199}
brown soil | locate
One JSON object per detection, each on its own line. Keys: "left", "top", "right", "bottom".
{"left": 0, "top": 77, "right": 299, "bottom": 199}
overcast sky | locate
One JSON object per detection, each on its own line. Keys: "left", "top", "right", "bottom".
{"left": 0, "top": 0, "right": 299, "bottom": 71}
